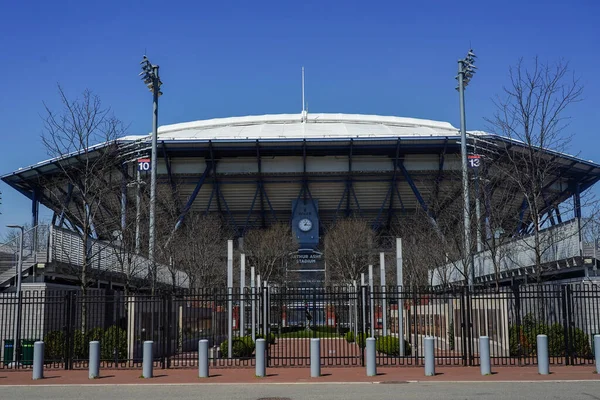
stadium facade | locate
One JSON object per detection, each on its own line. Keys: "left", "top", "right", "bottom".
{"left": 2, "top": 113, "right": 600, "bottom": 289}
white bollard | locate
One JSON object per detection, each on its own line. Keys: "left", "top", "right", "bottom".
{"left": 424, "top": 337, "right": 435, "bottom": 376}
{"left": 142, "top": 340, "right": 153, "bottom": 378}
{"left": 89, "top": 341, "right": 100, "bottom": 379}
{"left": 479, "top": 336, "right": 491, "bottom": 375}
{"left": 198, "top": 340, "right": 209, "bottom": 378}
{"left": 255, "top": 338, "right": 266, "bottom": 377}
{"left": 310, "top": 338, "right": 321, "bottom": 378}
{"left": 32, "top": 341, "right": 44, "bottom": 380}
{"left": 366, "top": 337, "right": 377, "bottom": 376}
{"left": 537, "top": 334, "right": 549, "bottom": 375}
{"left": 595, "top": 335, "right": 600, "bottom": 374}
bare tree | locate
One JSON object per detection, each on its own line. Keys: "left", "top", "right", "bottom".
{"left": 40, "top": 86, "right": 125, "bottom": 329}
{"left": 487, "top": 58, "right": 584, "bottom": 282}
{"left": 243, "top": 223, "right": 296, "bottom": 284}
{"left": 172, "top": 213, "right": 230, "bottom": 289}
{"left": 324, "top": 218, "right": 376, "bottom": 284}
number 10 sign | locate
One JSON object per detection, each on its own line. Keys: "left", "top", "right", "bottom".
{"left": 138, "top": 158, "right": 151, "bottom": 171}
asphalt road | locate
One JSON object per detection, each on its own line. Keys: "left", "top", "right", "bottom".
{"left": 1, "top": 381, "right": 600, "bottom": 400}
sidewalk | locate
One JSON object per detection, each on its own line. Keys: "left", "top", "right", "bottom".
{"left": 0, "top": 365, "right": 598, "bottom": 385}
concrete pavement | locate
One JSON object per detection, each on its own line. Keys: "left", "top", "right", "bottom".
{"left": 1, "top": 381, "right": 600, "bottom": 400}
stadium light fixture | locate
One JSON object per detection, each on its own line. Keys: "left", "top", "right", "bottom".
{"left": 139, "top": 55, "right": 162, "bottom": 294}
{"left": 6, "top": 224, "right": 23, "bottom": 365}
{"left": 456, "top": 49, "right": 477, "bottom": 289}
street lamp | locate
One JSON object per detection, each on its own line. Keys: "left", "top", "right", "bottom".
{"left": 7, "top": 224, "right": 24, "bottom": 366}
{"left": 139, "top": 56, "right": 162, "bottom": 294}
{"left": 456, "top": 49, "right": 477, "bottom": 289}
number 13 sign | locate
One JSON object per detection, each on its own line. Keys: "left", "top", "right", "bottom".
{"left": 468, "top": 155, "right": 481, "bottom": 169}
{"left": 138, "top": 158, "right": 151, "bottom": 171}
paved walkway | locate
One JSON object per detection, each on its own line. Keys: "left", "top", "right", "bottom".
{"left": 0, "top": 365, "right": 598, "bottom": 385}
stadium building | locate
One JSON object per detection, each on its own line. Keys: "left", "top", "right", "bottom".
{"left": 2, "top": 112, "right": 600, "bottom": 290}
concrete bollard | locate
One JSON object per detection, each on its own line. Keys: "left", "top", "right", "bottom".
{"left": 89, "top": 341, "right": 100, "bottom": 379}
{"left": 255, "top": 339, "right": 266, "bottom": 377}
{"left": 424, "top": 336, "right": 435, "bottom": 376}
{"left": 537, "top": 334, "right": 549, "bottom": 375}
{"left": 594, "top": 335, "right": 600, "bottom": 374}
{"left": 199, "top": 340, "right": 209, "bottom": 378}
{"left": 310, "top": 338, "right": 321, "bottom": 378}
{"left": 32, "top": 341, "right": 44, "bottom": 380}
{"left": 479, "top": 336, "right": 491, "bottom": 375}
{"left": 143, "top": 340, "right": 153, "bottom": 378}
{"left": 366, "top": 337, "right": 377, "bottom": 377}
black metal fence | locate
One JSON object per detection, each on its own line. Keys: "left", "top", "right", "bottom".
{"left": 1, "top": 283, "right": 599, "bottom": 370}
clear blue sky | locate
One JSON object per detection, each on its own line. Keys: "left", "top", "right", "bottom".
{"left": 1, "top": 0, "right": 599, "bottom": 237}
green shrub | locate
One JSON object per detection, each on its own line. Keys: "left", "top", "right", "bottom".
{"left": 345, "top": 331, "right": 355, "bottom": 343}
{"left": 86, "top": 327, "right": 104, "bottom": 343}
{"left": 72, "top": 329, "right": 86, "bottom": 359}
{"left": 375, "top": 336, "right": 412, "bottom": 356}
{"left": 220, "top": 336, "right": 255, "bottom": 358}
{"left": 356, "top": 333, "right": 367, "bottom": 348}
{"left": 256, "top": 333, "right": 276, "bottom": 345}
{"left": 102, "top": 325, "right": 127, "bottom": 360}
{"left": 43, "top": 330, "right": 65, "bottom": 360}
{"left": 509, "top": 314, "right": 591, "bottom": 358}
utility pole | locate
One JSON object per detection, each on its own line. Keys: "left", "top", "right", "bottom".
{"left": 456, "top": 49, "right": 477, "bottom": 289}
{"left": 139, "top": 56, "right": 162, "bottom": 294}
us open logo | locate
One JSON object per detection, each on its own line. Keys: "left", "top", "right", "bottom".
{"left": 138, "top": 158, "right": 151, "bottom": 171}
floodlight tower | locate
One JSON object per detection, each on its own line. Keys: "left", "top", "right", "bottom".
{"left": 456, "top": 49, "right": 477, "bottom": 289}
{"left": 139, "top": 55, "right": 162, "bottom": 294}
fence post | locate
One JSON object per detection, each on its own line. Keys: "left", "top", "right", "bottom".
{"left": 310, "top": 338, "right": 320, "bottom": 377}
{"left": 89, "top": 341, "right": 100, "bottom": 379}
{"left": 256, "top": 338, "right": 266, "bottom": 377}
{"left": 424, "top": 336, "right": 435, "bottom": 376}
{"left": 227, "top": 240, "right": 233, "bottom": 360}
{"left": 366, "top": 337, "right": 377, "bottom": 377}
{"left": 32, "top": 341, "right": 44, "bottom": 380}
{"left": 397, "top": 238, "right": 404, "bottom": 357}
{"left": 251, "top": 267, "right": 256, "bottom": 343}
{"left": 143, "top": 340, "right": 153, "bottom": 378}
{"left": 240, "top": 253, "right": 246, "bottom": 337}
{"left": 595, "top": 335, "right": 600, "bottom": 374}
{"left": 537, "top": 335, "right": 549, "bottom": 375}
{"left": 199, "top": 339, "right": 209, "bottom": 378}
{"left": 368, "top": 265, "right": 375, "bottom": 337}
{"left": 479, "top": 336, "right": 491, "bottom": 375}
{"left": 380, "top": 252, "right": 387, "bottom": 337}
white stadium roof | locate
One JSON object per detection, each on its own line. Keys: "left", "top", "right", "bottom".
{"left": 120, "top": 113, "right": 462, "bottom": 142}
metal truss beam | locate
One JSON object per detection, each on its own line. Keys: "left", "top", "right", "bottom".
{"left": 162, "top": 142, "right": 182, "bottom": 215}
{"left": 174, "top": 162, "right": 213, "bottom": 231}
{"left": 58, "top": 183, "right": 74, "bottom": 227}
{"left": 430, "top": 138, "right": 447, "bottom": 213}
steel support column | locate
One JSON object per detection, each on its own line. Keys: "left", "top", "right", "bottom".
{"left": 31, "top": 187, "right": 40, "bottom": 228}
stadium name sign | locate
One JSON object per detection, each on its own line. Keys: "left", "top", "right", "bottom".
{"left": 293, "top": 250, "right": 323, "bottom": 264}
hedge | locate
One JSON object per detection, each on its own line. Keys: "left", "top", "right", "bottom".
{"left": 256, "top": 333, "right": 276, "bottom": 345}
{"left": 509, "top": 314, "right": 592, "bottom": 357}
{"left": 345, "top": 331, "right": 355, "bottom": 343}
{"left": 220, "top": 336, "right": 255, "bottom": 358}
{"left": 376, "top": 336, "right": 412, "bottom": 356}
{"left": 43, "top": 325, "right": 128, "bottom": 361}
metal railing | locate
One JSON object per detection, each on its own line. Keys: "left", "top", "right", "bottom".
{"left": 1, "top": 283, "right": 598, "bottom": 370}
{"left": 49, "top": 225, "right": 188, "bottom": 288}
